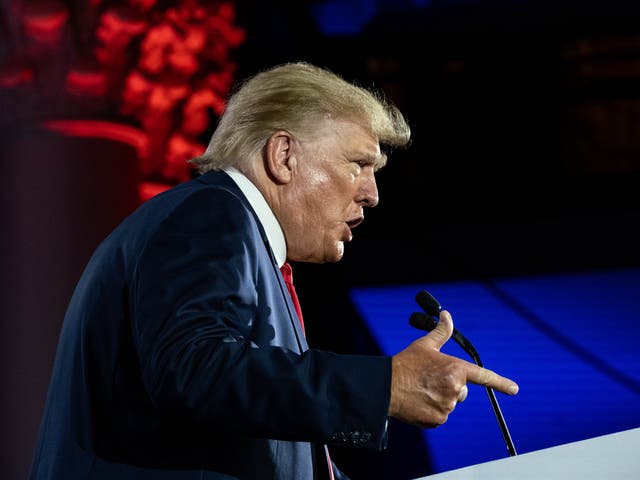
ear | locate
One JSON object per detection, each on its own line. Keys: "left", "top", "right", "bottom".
{"left": 264, "top": 131, "right": 295, "bottom": 184}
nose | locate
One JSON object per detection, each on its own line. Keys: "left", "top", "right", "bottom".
{"left": 358, "top": 170, "right": 379, "bottom": 207}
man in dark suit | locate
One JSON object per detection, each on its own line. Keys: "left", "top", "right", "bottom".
{"left": 29, "top": 62, "right": 518, "bottom": 479}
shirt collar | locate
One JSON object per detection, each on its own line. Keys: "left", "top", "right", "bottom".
{"left": 224, "top": 167, "right": 287, "bottom": 268}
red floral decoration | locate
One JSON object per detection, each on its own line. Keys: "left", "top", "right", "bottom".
{"left": 0, "top": 0, "right": 245, "bottom": 202}
{"left": 93, "top": 0, "right": 245, "bottom": 198}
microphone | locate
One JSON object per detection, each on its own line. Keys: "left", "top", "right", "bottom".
{"left": 414, "top": 291, "right": 481, "bottom": 365}
{"left": 410, "top": 290, "right": 518, "bottom": 457}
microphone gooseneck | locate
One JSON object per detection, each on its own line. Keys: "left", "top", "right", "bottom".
{"left": 411, "top": 290, "right": 518, "bottom": 457}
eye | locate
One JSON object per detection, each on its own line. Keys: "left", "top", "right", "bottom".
{"left": 351, "top": 158, "right": 376, "bottom": 174}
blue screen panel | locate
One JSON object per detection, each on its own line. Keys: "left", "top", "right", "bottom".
{"left": 349, "top": 267, "right": 640, "bottom": 474}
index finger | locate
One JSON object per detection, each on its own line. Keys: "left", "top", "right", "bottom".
{"left": 466, "top": 364, "right": 519, "bottom": 395}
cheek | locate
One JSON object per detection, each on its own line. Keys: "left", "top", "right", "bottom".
{"left": 300, "top": 170, "right": 333, "bottom": 209}
{"left": 297, "top": 165, "right": 352, "bottom": 221}
{"left": 305, "top": 169, "right": 332, "bottom": 189}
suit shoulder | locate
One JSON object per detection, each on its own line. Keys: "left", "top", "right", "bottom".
{"left": 144, "top": 179, "right": 255, "bottom": 236}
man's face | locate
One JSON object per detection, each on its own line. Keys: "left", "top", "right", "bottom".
{"left": 282, "top": 118, "right": 383, "bottom": 263}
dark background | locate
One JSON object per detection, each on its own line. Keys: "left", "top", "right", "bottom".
{"left": 2, "top": 1, "right": 640, "bottom": 479}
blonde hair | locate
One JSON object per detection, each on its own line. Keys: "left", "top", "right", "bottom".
{"left": 189, "top": 61, "right": 411, "bottom": 173}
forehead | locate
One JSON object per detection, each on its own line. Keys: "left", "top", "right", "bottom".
{"left": 315, "top": 117, "right": 384, "bottom": 165}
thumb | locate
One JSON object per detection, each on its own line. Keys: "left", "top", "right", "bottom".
{"left": 423, "top": 310, "right": 454, "bottom": 351}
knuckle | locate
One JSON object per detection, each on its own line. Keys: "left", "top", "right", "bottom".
{"left": 482, "top": 368, "right": 494, "bottom": 386}
{"left": 436, "top": 411, "right": 449, "bottom": 426}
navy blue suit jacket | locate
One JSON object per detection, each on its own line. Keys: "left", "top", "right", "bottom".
{"left": 29, "top": 171, "right": 392, "bottom": 479}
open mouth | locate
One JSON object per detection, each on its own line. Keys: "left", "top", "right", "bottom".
{"left": 346, "top": 216, "right": 364, "bottom": 229}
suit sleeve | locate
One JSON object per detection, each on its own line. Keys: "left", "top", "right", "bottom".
{"left": 131, "top": 187, "right": 392, "bottom": 449}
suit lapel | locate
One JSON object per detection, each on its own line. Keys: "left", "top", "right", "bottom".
{"left": 273, "top": 260, "right": 308, "bottom": 352}
{"left": 197, "top": 170, "right": 309, "bottom": 352}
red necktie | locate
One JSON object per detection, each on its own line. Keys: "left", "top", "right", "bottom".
{"left": 279, "top": 262, "right": 335, "bottom": 480}
{"left": 280, "top": 262, "right": 305, "bottom": 334}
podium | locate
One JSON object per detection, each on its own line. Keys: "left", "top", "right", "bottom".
{"left": 414, "top": 427, "right": 640, "bottom": 479}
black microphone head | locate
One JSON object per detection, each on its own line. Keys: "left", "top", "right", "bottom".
{"left": 416, "top": 290, "right": 441, "bottom": 317}
{"left": 409, "top": 311, "right": 438, "bottom": 332}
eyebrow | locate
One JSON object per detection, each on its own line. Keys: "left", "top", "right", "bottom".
{"left": 353, "top": 151, "right": 387, "bottom": 171}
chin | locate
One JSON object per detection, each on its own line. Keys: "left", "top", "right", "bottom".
{"left": 331, "top": 243, "right": 345, "bottom": 262}
{"left": 314, "top": 242, "right": 345, "bottom": 263}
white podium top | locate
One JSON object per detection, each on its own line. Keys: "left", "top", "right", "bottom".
{"left": 416, "top": 427, "right": 640, "bottom": 479}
